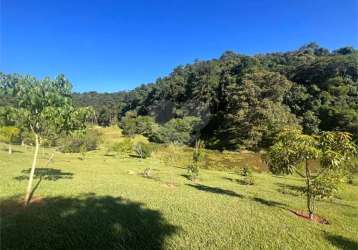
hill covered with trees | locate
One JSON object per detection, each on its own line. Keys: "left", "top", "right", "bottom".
{"left": 1, "top": 43, "right": 357, "bottom": 150}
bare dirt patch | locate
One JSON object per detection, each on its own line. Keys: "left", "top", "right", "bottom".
{"left": 289, "top": 209, "right": 329, "bottom": 224}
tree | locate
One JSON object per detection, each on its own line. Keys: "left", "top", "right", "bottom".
{"left": 13, "top": 74, "right": 93, "bottom": 206}
{"left": 0, "top": 106, "right": 18, "bottom": 126}
{"left": 302, "top": 111, "right": 320, "bottom": 135}
{"left": 158, "top": 116, "right": 201, "bottom": 144}
{"left": 268, "top": 129, "right": 356, "bottom": 219}
{"left": 0, "top": 126, "right": 20, "bottom": 154}
{"left": 97, "top": 108, "right": 111, "bottom": 127}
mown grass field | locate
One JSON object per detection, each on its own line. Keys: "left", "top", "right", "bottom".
{"left": 1, "top": 127, "right": 357, "bottom": 250}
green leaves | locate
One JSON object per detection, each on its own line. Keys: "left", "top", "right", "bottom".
{"left": 0, "top": 126, "right": 20, "bottom": 143}
{"left": 319, "top": 132, "right": 357, "bottom": 171}
{"left": 267, "top": 129, "right": 320, "bottom": 175}
{"left": 268, "top": 129, "right": 357, "bottom": 176}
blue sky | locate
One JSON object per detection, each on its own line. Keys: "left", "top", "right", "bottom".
{"left": 1, "top": 0, "right": 357, "bottom": 92}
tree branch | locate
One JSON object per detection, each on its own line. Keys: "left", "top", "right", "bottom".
{"left": 294, "top": 169, "right": 305, "bottom": 178}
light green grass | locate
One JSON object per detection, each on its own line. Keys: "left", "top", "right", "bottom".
{"left": 1, "top": 132, "right": 357, "bottom": 249}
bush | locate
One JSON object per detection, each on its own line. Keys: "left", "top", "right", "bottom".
{"left": 107, "top": 138, "right": 133, "bottom": 157}
{"left": 187, "top": 163, "right": 199, "bottom": 181}
{"left": 186, "top": 140, "right": 204, "bottom": 181}
{"left": 60, "top": 129, "right": 101, "bottom": 153}
{"left": 133, "top": 142, "right": 153, "bottom": 159}
{"left": 241, "top": 165, "right": 251, "bottom": 176}
{"left": 240, "top": 165, "right": 255, "bottom": 185}
{"left": 154, "top": 143, "right": 191, "bottom": 168}
{"left": 0, "top": 126, "right": 21, "bottom": 144}
{"left": 120, "top": 113, "right": 159, "bottom": 140}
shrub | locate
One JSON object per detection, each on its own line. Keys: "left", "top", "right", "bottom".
{"left": 0, "top": 126, "right": 21, "bottom": 144}
{"left": 133, "top": 142, "right": 153, "bottom": 159}
{"left": 186, "top": 140, "right": 205, "bottom": 181}
{"left": 131, "top": 134, "right": 149, "bottom": 145}
{"left": 107, "top": 138, "right": 133, "bottom": 157}
{"left": 120, "top": 113, "right": 159, "bottom": 140}
{"left": 60, "top": 129, "right": 101, "bottom": 153}
{"left": 241, "top": 164, "right": 251, "bottom": 176}
{"left": 154, "top": 143, "right": 191, "bottom": 168}
{"left": 187, "top": 163, "right": 199, "bottom": 181}
{"left": 240, "top": 164, "right": 255, "bottom": 185}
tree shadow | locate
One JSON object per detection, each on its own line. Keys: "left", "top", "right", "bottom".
{"left": 276, "top": 182, "right": 305, "bottom": 196}
{"left": 0, "top": 193, "right": 179, "bottom": 250}
{"left": 222, "top": 177, "right": 238, "bottom": 182}
{"left": 129, "top": 154, "right": 143, "bottom": 159}
{"left": 14, "top": 168, "right": 74, "bottom": 204}
{"left": 222, "top": 177, "right": 253, "bottom": 186}
{"left": 186, "top": 184, "right": 244, "bottom": 198}
{"left": 325, "top": 233, "right": 358, "bottom": 250}
{"left": 181, "top": 174, "right": 191, "bottom": 180}
{"left": 251, "top": 197, "right": 287, "bottom": 209}
{"left": 1, "top": 148, "right": 24, "bottom": 153}
{"left": 14, "top": 168, "right": 74, "bottom": 181}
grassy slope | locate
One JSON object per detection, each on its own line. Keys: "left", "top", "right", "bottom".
{"left": 0, "top": 127, "right": 357, "bottom": 250}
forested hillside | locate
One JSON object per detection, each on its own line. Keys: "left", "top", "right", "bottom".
{"left": 1, "top": 43, "right": 357, "bottom": 150}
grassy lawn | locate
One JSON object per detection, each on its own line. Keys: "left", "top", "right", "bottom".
{"left": 1, "top": 129, "right": 357, "bottom": 249}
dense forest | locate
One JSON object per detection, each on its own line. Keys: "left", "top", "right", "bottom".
{"left": 1, "top": 43, "right": 357, "bottom": 150}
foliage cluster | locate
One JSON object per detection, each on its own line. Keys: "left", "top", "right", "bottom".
{"left": 120, "top": 112, "right": 201, "bottom": 145}
{"left": 240, "top": 165, "right": 255, "bottom": 185}
{"left": 187, "top": 140, "right": 205, "bottom": 180}
{"left": 59, "top": 129, "right": 102, "bottom": 153}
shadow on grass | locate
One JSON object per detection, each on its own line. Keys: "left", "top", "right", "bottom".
{"left": 129, "top": 154, "right": 143, "bottom": 159}
{"left": 275, "top": 182, "right": 305, "bottom": 196}
{"left": 14, "top": 168, "right": 74, "bottom": 204}
{"left": 222, "top": 177, "right": 237, "bottom": 182}
{"left": 0, "top": 193, "right": 179, "bottom": 250}
{"left": 251, "top": 197, "right": 287, "bottom": 209}
{"left": 325, "top": 233, "right": 358, "bottom": 250}
{"left": 2, "top": 148, "right": 24, "bottom": 153}
{"left": 186, "top": 184, "right": 244, "bottom": 198}
{"left": 181, "top": 174, "right": 191, "bottom": 180}
{"left": 222, "top": 177, "right": 253, "bottom": 186}
{"left": 14, "top": 168, "right": 74, "bottom": 181}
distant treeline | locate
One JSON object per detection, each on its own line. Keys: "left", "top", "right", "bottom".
{"left": 1, "top": 43, "right": 357, "bottom": 150}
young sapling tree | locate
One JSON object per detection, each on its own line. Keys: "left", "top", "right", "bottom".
{"left": 268, "top": 129, "right": 356, "bottom": 219}
{"left": 13, "top": 75, "right": 93, "bottom": 206}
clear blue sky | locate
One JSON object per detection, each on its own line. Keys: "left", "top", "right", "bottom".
{"left": 1, "top": 0, "right": 357, "bottom": 92}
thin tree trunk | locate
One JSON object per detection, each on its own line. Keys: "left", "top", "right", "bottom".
{"left": 24, "top": 134, "right": 39, "bottom": 206}
{"left": 305, "top": 159, "right": 314, "bottom": 219}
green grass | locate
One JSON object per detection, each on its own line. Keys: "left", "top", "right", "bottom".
{"left": 1, "top": 129, "right": 357, "bottom": 249}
